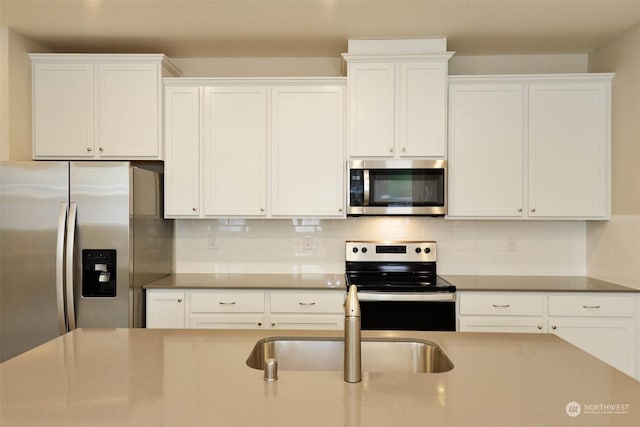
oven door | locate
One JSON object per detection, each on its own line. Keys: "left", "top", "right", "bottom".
{"left": 358, "top": 292, "right": 456, "bottom": 331}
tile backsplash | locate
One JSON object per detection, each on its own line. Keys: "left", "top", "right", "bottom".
{"left": 587, "top": 214, "right": 640, "bottom": 289}
{"left": 175, "top": 217, "right": 586, "bottom": 275}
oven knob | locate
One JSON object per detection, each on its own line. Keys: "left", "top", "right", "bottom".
{"left": 352, "top": 247, "right": 358, "bottom": 253}
{"left": 361, "top": 247, "right": 368, "bottom": 253}
{"left": 424, "top": 247, "right": 431, "bottom": 254}
{"left": 415, "top": 248, "right": 421, "bottom": 254}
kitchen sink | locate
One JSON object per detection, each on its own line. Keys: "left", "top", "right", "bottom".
{"left": 246, "top": 337, "right": 453, "bottom": 374}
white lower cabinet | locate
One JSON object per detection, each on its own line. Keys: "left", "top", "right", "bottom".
{"left": 146, "top": 290, "right": 186, "bottom": 328}
{"left": 458, "top": 291, "right": 637, "bottom": 378}
{"left": 146, "top": 288, "right": 345, "bottom": 331}
{"left": 268, "top": 290, "right": 344, "bottom": 330}
{"left": 458, "top": 292, "right": 545, "bottom": 333}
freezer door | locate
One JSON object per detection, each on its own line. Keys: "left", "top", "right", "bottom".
{"left": 69, "top": 162, "right": 131, "bottom": 328}
{"left": 0, "top": 161, "right": 69, "bottom": 362}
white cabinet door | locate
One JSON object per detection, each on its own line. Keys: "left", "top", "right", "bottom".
{"left": 398, "top": 61, "right": 447, "bottom": 157}
{"left": 32, "top": 63, "right": 95, "bottom": 158}
{"left": 146, "top": 290, "right": 185, "bottom": 328}
{"left": 448, "top": 82, "right": 525, "bottom": 217}
{"left": 164, "top": 86, "right": 201, "bottom": 217}
{"left": 347, "top": 62, "right": 395, "bottom": 157}
{"left": 271, "top": 86, "right": 345, "bottom": 217}
{"left": 202, "top": 87, "right": 267, "bottom": 216}
{"left": 550, "top": 318, "right": 634, "bottom": 377}
{"left": 96, "top": 63, "right": 161, "bottom": 158}
{"left": 528, "top": 81, "right": 610, "bottom": 218}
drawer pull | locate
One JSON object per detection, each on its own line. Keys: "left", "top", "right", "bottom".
{"left": 582, "top": 305, "right": 601, "bottom": 309}
{"left": 298, "top": 302, "right": 316, "bottom": 306}
{"left": 219, "top": 301, "right": 236, "bottom": 305}
{"left": 492, "top": 304, "right": 510, "bottom": 308}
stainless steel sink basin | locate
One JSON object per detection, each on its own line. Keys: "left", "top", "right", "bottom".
{"left": 246, "top": 337, "right": 453, "bottom": 374}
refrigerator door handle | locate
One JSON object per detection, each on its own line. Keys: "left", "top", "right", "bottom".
{"left": 56, "top": 202, "right": 68, "bottom": 334}
{"left": 65, "top": 202, "right": 78, "bottom": 331}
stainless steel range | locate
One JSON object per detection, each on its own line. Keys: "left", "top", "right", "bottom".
{"left": 345, "top": 241, "right": 456, "bottom": 331}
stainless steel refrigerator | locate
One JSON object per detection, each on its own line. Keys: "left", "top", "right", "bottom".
{"left": 0, "top": 161, "right": 172, "bottom": 362}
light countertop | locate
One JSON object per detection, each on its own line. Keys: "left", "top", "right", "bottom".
{"left": 443, "top": 275, "right": 639, "bottom": 292}
{"left": 146, "top": 273, "right": 639, "bottom": 293}
{"left": 1, "top": 328, "right": 638, "bottom": 426}
{"left": 145, "top": 273, "right": 345, "bottom": 290}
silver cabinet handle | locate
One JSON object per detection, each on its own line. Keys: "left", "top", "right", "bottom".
{"left": 582, "top": 305, "right": 601, "bottom": 309}
{"left": 551, "top": 325, "right": 557, "bottom": 330}
{"left": 389, "top": 147, "right": 394, "bottom": 153}
{"left": 531, "top": 208, "right": 536, "bottom": 213}
{"left": 260, "top": 208, "right": 265, "bottom": 212}
{"left": 401, "top": 146, "right": 406, "bottom": 152}
{"left": 298, "top": 302, "right": 316, "bottom": 306}
{"left": 517, "top": 208, "right": 523, "bottom": 212}
{"left": 219, "top": 301, "right": 236, "bottom": 305}
{"left": 492, "top": 304, "right": 510, "bottom": 308}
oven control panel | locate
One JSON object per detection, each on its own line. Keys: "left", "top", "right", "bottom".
{"left": 346, "top": 241, "right": 437, "bottom": 262}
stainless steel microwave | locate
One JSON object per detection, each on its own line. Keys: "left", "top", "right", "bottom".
{"left": 347, "top": 159, "right": 447, "bottom": 216}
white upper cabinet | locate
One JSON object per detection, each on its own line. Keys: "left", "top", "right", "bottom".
{"left": 343, "top": 53, "right": 452, "bottom": 158}
{"left": 203, "top": 87, "right": 267, "bottom": 217}
{"left": 447, "top": 74, "right": 612, "bottom": 219}
{"left": 164, "top": 86, "right": 201, "bottom": 217}
{"left": 30, "top": 54, "right": 180, "bottom": 160}
{"left": 271, "top": 86, "right": 345, "bottom": 217}
{"left": 528, "top": 81, "right": 610, "bottom": 218}
{"left": 448, "top": 82, "right": 525, "bottom": 217}
{"left": 163, "top": 78, "right": 346, "bottom": 219}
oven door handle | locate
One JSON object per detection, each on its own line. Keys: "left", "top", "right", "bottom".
{"left": 357, "top": 292, "right": 456, "bottom": 302}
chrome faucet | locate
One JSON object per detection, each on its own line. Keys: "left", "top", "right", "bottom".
{"left": 344, "top": 285, "right": 362, "bottom": 383}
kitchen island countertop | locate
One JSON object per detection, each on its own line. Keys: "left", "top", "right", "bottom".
{"left": 1, "top": 328, "right": 638, "bottom": 426}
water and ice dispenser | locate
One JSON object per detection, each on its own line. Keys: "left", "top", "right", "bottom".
{"left": 82, "top": 249, "right": 117, "bottom": 297}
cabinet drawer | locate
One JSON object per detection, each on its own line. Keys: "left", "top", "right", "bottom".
{"left": 270, "top": 290, "right": 345, "bottom": 314}
{"left": 548, "top": 294, "right": 634, "bottom": 318}
{"left": 189, "top": 290, "right": 265, "bottom": 313}
{"left": 459, "top": 292, "right": 543, "bottom": 316}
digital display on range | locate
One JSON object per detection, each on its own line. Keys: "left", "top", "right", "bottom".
{"left": 376, "top": 245, "right": 406, "bottom": 254}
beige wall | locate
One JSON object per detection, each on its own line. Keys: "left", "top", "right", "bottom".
{"left": 6, "top": 29, "right": 50, "bottom": 160}
{"left": 171, "top": 53, "right": 589, "bottom": 78}
{"left": 587, "top": 23, "right": 640, "bottom": 289}
{"left": 0, "top": 27, "right": 8, "bottom": 160}
{"left": 589, "top": 24, "right": 640, "bottom": 215}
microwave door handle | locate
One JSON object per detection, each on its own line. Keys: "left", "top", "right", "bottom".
{"left": 363, "top": 170, "right": 370, "bottom": 205}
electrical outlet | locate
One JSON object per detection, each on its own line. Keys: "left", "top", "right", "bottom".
{"left": 303, "top": 235, "right": 313, "bottom": 250}
{"left": 506, "top": 238, "right": 517, "bottom": 251}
